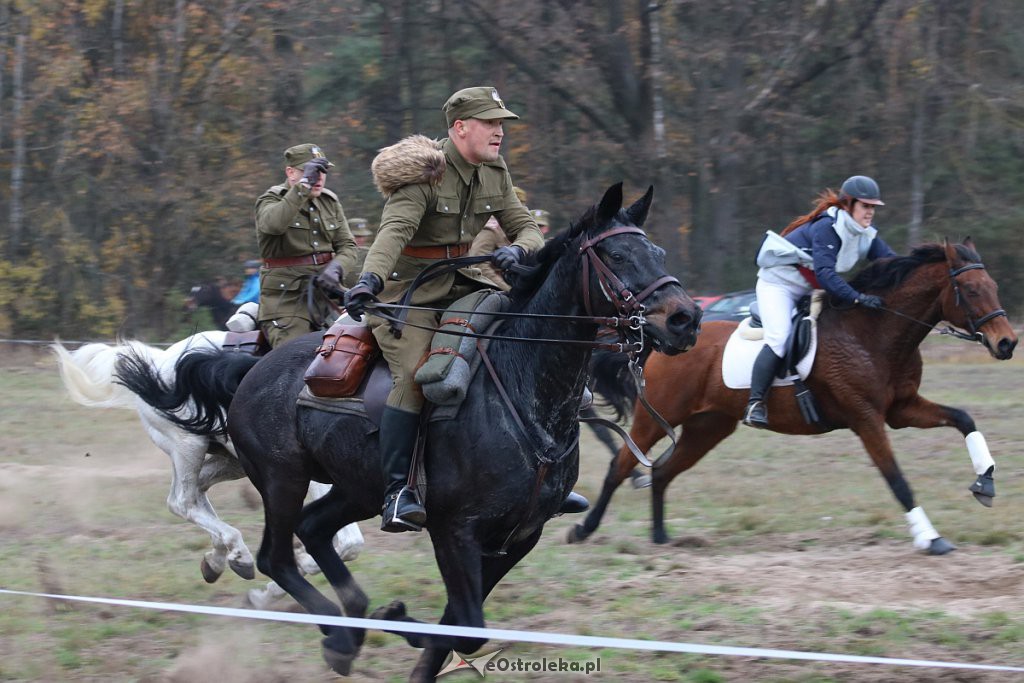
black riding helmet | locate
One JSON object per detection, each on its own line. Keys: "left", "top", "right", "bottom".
{"left": 840, "top": 175, "right": 884, "bottom": 206}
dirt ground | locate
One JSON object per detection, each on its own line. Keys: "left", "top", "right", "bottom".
{"left": 2, "top": 341, "right": 1023, "bottom": 682}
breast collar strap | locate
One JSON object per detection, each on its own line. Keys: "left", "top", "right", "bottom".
{"left": 578, "top": 226, "right": 679, "bottom": 318}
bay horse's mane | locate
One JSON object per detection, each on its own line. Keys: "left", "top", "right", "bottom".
{"left": 850, "top": 242, "right": 980, "bottom": 295}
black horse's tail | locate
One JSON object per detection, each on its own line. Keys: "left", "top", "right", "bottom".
{"left": 114, "top": 348, "right": 259, "bottom": 436}
{"left": 590, "top": 348, "right": 638, "bottom": 422}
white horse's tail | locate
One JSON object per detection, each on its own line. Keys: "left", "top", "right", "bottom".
{"left": 52, "top": 340, "right": 165, "bottom": 410}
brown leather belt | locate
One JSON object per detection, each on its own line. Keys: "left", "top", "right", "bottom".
{"left": 401, "top": 243, "right": 470, "bottom": 259}
{"left": 263, "top": 252, "right": 335, "bottom": 268}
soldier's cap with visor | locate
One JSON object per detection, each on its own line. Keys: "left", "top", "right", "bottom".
{"left": 284, "top": 143, "right": 335, "bottom": 170}
{"left": 349, "top": 217, "right": 374, "bottom": 237}
{"left": 443, "top": 87, "right": 519, "bottom": 128}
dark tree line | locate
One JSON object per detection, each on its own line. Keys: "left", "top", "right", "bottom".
{"left": 0, "top": 0, "right": 1022, "bottom": 340}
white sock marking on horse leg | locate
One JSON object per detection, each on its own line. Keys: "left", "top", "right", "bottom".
{"left": 906, "top": 506, "right": 940, "bottom": 550}
{"left": 966, "top": 431, "right": 995, "bottom": 476}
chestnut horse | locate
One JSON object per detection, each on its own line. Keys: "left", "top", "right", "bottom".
{"left": 571, "top": 239, "right": 1017, "bottom": 555}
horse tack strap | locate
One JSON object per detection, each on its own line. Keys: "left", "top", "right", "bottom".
{"left": 949, "top": 262, "right": 1008, "bottom": 335}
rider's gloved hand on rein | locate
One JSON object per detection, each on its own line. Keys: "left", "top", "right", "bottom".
{"left": 318, "top": 260, "right": 344, "bottom": 292}
{"left": 301, "top": 157, "right": 330, "bottom": 187}
{"left": 344, "top": 272, "right": 383, "bottom": 321}
{"left": 856, "top": 293, "right": 884, "bottom": 310}
{"left": 492, "top": 245, "right": 525, "bottom": 271}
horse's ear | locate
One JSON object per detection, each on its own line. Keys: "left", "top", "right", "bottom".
{"left": 625, "top": 185, "right": 654, "bottom": 227}
{"left": 942, "top": 237, "right": 959, "bottom": 267}
{"left": 597, "top": 183, "right": 624, "bottom": 226}
{"left": 963, "top": 235, "right": 976, "bottom": 252}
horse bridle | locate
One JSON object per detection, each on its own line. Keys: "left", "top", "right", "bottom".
{"left": 578, "top": 226, "right": 680, "bottom": 321}
{"left": 948, "top": 263, "right": 1007, "bottom": 341}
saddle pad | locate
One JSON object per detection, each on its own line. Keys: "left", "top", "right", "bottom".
{"left": 722, "top": 319, "right": 818, "bottom": 389}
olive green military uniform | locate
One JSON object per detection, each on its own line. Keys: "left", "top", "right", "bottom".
{"left": 468, "top": 217, "right": 512, "bottom": 290}
{"left": 344, "top": 218, "right": 375, "bottom": 289}
{"left": 255, "top": 145, "right": 357, "bottom": 348}
{"left": 364, "top": 137, "right": 544, "bottom": 411}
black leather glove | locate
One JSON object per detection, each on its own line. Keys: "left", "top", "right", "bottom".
{"left": 343, "top": 272, "right": 383, "bottom": 321}
{"left": 318, "top": 259, "right": 344, "bottom": 292}
{"left": 492, "top": 245, "right": 525, "bottom": 271}
{"left": 301, "top": 158, "right": 329, "bottom": 186}
{"left": 857, "top": 293, "right": 884, "bottom": 309}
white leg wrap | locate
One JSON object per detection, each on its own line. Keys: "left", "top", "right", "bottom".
{"left": 906, "top": 506, "right": 940, "bottom": 550}
{"left": 966, "top": 431, "right": 995, "bottom": 476}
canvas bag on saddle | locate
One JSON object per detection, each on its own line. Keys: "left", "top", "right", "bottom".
{"left": 414, "top": 289, "right": 510, "bottom": 406}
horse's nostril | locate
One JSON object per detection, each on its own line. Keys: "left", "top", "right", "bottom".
{"left": 667, "top": 311, "right": 693, "bottom": 332}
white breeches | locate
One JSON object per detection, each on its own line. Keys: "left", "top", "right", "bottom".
{"left": 756, "top": 278, "right": 812, "bottom": 357}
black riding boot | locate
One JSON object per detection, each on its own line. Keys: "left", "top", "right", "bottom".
{"left": 379, "top": 406, "right": 427, "bottom": 532}
{"left": 743, "top": 345, "right": 784, "bottom": 429}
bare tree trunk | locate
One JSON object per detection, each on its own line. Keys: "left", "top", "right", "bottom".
{"left": 907, "top": 92, "right": 925, "bottom": 246}
{"left": 0, "top": 2, "right": 8, "bottom": 149}
{"left": 9, "top": 15, "right": 25, "bottom": 254}
{"left": 112, "top": 0, "right": 125, "bottom": 78}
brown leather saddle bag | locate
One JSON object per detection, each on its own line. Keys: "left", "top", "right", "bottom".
{"left": 304, "top": 321, "right": 379, "bottom": 398}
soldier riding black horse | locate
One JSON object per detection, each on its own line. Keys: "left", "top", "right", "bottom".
{"left": 116, "top": 184, "right": 701, "bottom": 681}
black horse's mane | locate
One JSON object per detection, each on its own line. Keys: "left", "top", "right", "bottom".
{"left": 849, "top": 242, "right": 980, "bottom": 294}
{"left": 506, "top": 204, "right": 609, "bottom": 308}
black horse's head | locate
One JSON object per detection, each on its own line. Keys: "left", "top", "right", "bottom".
{"left": 562, "top": 183, "right": 701, "bottom": 354}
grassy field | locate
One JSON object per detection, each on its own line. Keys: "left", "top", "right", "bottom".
{"left": 1, "top": 338, "right": 1023, "bottom": 682}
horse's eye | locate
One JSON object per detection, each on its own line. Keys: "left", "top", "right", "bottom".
{"left": 610, "top": 251, "right": 626, "bottom": 264}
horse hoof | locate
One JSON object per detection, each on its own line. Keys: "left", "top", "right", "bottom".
{"left": 651, "top": 530, "right": 670, "bottom": 545}
{"left": 229, "top": 559, "right": 256, "bottom": 580}
{"left": 566, "top": 524, "right": 589, "bottom": 544}
{"left": 972, "top": 492, "right": 994, "bottom": 508}
{"left": 970, "top": 474, "right": 995, "bottom": 507}
{"left": 927, "top": 537, "right": 957, "bottom": 555}
{"left": 370, "top": 599, "right": 407, "bottom": 621}
{"left": 322, "top": 646, "right": 355, "bottom": 676}
{"left": 200, "top": 558, "right": 223, "bottom": 584}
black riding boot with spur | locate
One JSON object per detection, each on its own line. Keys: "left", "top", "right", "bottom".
{"left": 743, "top": 345, "right": 784, "bottom": 429}
{"left": 379, "top": 406, "right": 427, "bottom": 532}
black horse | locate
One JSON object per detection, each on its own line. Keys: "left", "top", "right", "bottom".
{"left": 186, "top": 281, "right": 236, "bottom": 330}
{"left": 116, "top": 184, "right": 701, "bottom": 681}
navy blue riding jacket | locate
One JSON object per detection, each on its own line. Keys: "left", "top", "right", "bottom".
{"left": 785, "top": 213, "right": 897, "bottom": 304}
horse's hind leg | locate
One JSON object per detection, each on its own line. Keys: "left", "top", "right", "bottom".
{"left": 887, "top": 394, "right": 995, "bottom": 507}
{"left": 857, "top": 420, "right": 955, "bottom": 555}
{"left": 651, "top": 412, "right": 736, "bottom": 544}
{"left": 293, "top": 486, "right": 369, "bottom": 675}
{"left": 144, "top": 415, "right": 254, "bottom": 582}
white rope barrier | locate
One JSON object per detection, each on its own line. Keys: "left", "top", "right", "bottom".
{"left": 2, "top": 588, "right": 1023, "bottom": 673}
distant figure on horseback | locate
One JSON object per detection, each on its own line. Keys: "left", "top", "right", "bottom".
{"left": 744, "top": 175, "right": 897, "bottom": 428}
{"left": 256, "top": 143, "right": 358, "bottom": 348}
{"left": 344, "top": 86, "right": 589, "bottom": 532}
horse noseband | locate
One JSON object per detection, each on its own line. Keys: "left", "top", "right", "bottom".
{"left": 578, "top": 226, "right": 679, "bottom": 319}
{"left": 949, "top": 263, "right": 1007, "bottom": 336}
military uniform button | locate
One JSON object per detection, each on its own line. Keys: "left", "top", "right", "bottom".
{"left": 485, "top": 205, "right": 491, "bottom": 210}
{"left": 443, "top": 205, "right": 449, "bottom": 211}
{"left": 313, "top": 241, "right": 319, "bottom": 246}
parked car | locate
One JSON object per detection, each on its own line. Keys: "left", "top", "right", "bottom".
{"left": 700, "top": 288, "right": 756, "bottom": 322}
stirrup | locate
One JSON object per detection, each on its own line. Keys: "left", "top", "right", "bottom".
{"left": 743, "top": 400, "right": 769, "bottom": 428}
{"left": 380, "top": 488, "right": 426, "bottom": 533}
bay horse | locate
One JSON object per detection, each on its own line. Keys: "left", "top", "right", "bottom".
{"left": 51, "top": 334, "right": 364, "bottom": 606}
{"left": 115, "top": 184, "right": 701, "bottom": 680}
{"left": 570, "top": 239, "right": 1017, "bottom": 555}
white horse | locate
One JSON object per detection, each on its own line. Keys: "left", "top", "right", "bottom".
{"left": 52, "top": 332, "right": 364, "bottom": 606}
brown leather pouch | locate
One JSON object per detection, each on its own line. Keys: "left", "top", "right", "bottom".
{"left": 303, "top": 322, "right": 379, "bottom": 397}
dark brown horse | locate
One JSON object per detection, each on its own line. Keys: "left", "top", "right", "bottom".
{"left": 571, "top": 239, "right": 1017, "bottom": 555}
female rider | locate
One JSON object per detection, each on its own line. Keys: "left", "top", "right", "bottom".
{"left": 744, "top": 175, "right": 897, "bottom": 428}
